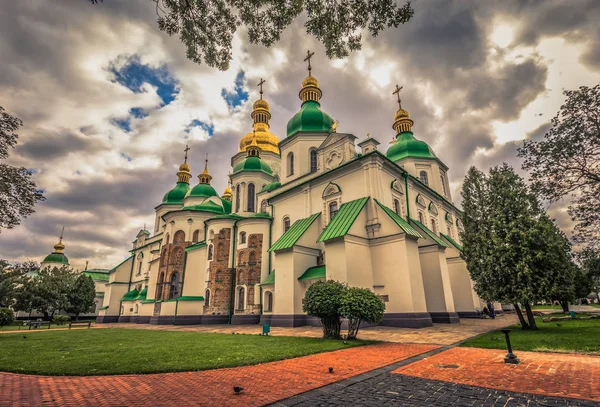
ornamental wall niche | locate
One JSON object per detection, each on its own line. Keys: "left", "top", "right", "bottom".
{"left": 204, "top": 228, "right": 233, "bottom": 316}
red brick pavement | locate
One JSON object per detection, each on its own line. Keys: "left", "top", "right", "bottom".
{"left": 0, "top": 343, "right": 438, "bottom": 407}
{"left": 394, "top": 347, "right": 600, "bottom": 401}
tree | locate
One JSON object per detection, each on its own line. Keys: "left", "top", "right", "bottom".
{"left": 90, "top": 0, "right": 414, "bottom": 71}
{"left": 461, "top": 164, "right": 576, "bottom": 330}
{"left": 340, "top": 287, "right": 385, "bottom": 340}
{"left": 518, "top": 84, "right": 600, "bottom": 247}
{"left": 0, "top": 260, "right": 39, "bottom": 307}
{"left": 0, "top": 106, "right": 45, "bottom": 232}
{"left": 303, "top": 280, "right": 345, "bottom": 339}
{"left": 578, "top": 247, "right": 600, "bottom": 303}
{"left": 65, "top": 274, "right": 96, "bottom": 320}
{"left": 0, "top": 308, "right": 14, "bottom": 328}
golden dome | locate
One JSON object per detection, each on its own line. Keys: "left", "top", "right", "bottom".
{"left": 239, "top": 123, "right": 280, "bottom": 154}
{"left": 302, "top": 75, "right": 319, "bottom": 88}
{"left": 253, "top": 98, "right": 270, "bottom": 111}
{"left": 393, "top": 106, "right": 414, "bottom": 134}
{"left": 179, "top": 162, "right": 191, "bottom": 172}
{"left": 394, "top": 108, "right": 410, "bottom": 121}
{"left": 299, "top": 74, "right": 322, "bottom": 104}
{"left": 54, "top": 240, "right": 65, "bottom": 253}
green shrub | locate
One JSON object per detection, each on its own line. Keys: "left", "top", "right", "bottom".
{"left": 340, "top": 287, "right": 386, "bottom": 340}
{"left": 0, "top": 308, "right": 15, "bottom": 328}
{"left": 52, "top": 315, "right": 70, "bottom": 326}
{"left": 303, "top": 280, "right": 346, "bottom": 339}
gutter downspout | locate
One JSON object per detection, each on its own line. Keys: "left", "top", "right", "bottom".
{"left": 260, "top": 208, "right": 274, "bottom": 318}
{"left": 403, "top": 172, "right": 411, "bottom": 222}
{"left": 173, "top": 250, "right": 189, "bottom": 325}
{"left": 228, "top": 220, "right": 238, "bottom": 324}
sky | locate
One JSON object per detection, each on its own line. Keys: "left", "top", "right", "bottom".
{"left": 1, "top": 0, "right": 599, "bottom": 269}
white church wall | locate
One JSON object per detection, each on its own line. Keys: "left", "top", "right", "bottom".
{"left": 418, "top": 245, "right": 456, "bottom": 313}
{"left": 447, "top": 257, "right": 480, "bottom": 314}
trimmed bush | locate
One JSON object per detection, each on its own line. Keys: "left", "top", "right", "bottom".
{"left": 0, "top": 308, "right": 15, "bottom": 328}
{"left": 303, "top": 280, "right": 346, "bottom": 339}
{"left": 340, "top": 287, "right": 386, "bottom": 340}
{"left": 52, "top": 315, "right": 70, "bottom": 326}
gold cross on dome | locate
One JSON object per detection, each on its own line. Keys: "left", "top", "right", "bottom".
{"left": 304, "top": 50, "right": 315, "bottom": 75}
{"left": 393, "top": 84, "right": 403, "bottom": 109}
{"left": 184, "top": 144, "right": 190, "bottom": 162}
{"left": 257, "top": 78, "right": 265, "bottom": 99}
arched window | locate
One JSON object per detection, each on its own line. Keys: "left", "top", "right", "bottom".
{"left": 287, "top": 152, "right": 294, "bottom": 176}
{"left": 156, "top": 272, "right": 165, "bottom": 300}
{"left": 419, "top": 171, "right": 429, "bottom": 186}
{"left": 329, "top": 201, "right": 338, "bottom": 221}
{"left": 137, "top": 261, "right": 143, "bottom": 276}
{"left": 235, "top": 184, "right": 240, "bottom": 212}
{"left": 283, "top": 217, "right": 291, "bottom": 232}
{"left": 192, "top": 229, "right": 200, "bottom": 243}
{"left": 393, "top": 199, "right": 401, "bottom": 216}
{"left": 169, "top": 272, "right": 180, "bottom": 299}
{"left": 174, "top": 230, "right": 185, "bottom": 243}
{"left": 204, "top": 289, "right": 210, "bottom": 306}
{"left": 247, "top": 183, "right": 255, "bottom": 212}
{"left": 418, "top": 211, "right": 425, "bottom": 224}
{"left": 447, "top": 222, "right": 454, "bottom": 239}
{"left": 207, "top": 244, "right": 214, "bottom": 260}
{"left": 237, "top": 270, "right": 244, "bottom": 284}
{"left": 265, "top": 291, "right": 273, "bottom": 312}
{"left": 310, "top": 149, "right": 317, "bottom": 173}
{"left": 431, "top": 219, "right": 438, "bottom": 235}
{"left": 238, "top": 252, "right": 245, "bottom": 264}
{"left": 440, "top": 174, "right": 447, "bottom": 196}
{"left": 240, "top": 231, "right": 246, "bottom": 244}
{"left": 237, "top": 287, "right": 245, "bottom": 310}
{"left": 249, "top": 251, "right": 256, "bottom": 265}
{"left": 260, "top": 200, "right": 268, "bottom": 213}
{"left": 134, "top": 304, "right": 139, "bottom": 313}
{"left": 165, "top": 233, "right": 170, "bottom": 245}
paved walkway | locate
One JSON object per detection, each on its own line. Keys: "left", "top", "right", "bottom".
{"left": 395, "top": 347, "right": 600, "bottom": 401}
{"left": 98, "top": 314, "right": 518, "bottom": 345}
{"left": 0, "top": 343, "right": 438, "bottom": 407}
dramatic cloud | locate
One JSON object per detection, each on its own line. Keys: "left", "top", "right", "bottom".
{"left": 1, "top": 0, "right": 599, "bottom": 268}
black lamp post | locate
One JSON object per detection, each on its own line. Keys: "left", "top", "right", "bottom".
{"left": 501, "top": 329, "right": 520, "bottom": 364}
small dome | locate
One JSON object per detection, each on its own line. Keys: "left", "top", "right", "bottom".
{"left": 394, "top": 108, "right": 410, "bottom": 122}
{"left": 179, "top": 161, "right": 191, "bottom": 172}
{"left": 302, "top": 75, "right": 319, "bottom": 88}
{"left": 386, "top": 132, "right": 435, "bottom": 162}
{"left": 43, "top": 252, "right": 69, "bottom": 265}
{"left": 239, "top": 123, "right": 280, "bottom": 154}
{"left": 287, "top": 100, "right": 335, "bottom": 137}
{"left": 253, "top": 99, "right": 270, "bottom": 111}
{"left": 163, "top": 182, "right": 191, "bottom": 204}
{"left": 233, "top": 156, "right": 273, "bottom": 175}
{"left": 187, "top": 183, "right": 219, "bottom": 199}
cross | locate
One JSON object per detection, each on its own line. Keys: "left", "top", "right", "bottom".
{"left": 257, "top": 78, "right": 266, "bottom": 99}
{"left": 59, "top": 226, "right": 64, "bottom": 242}
{"left": 393, "top": 85, "right": 403, "bottom": 109}
{"left": 183, "top": 144, "right": 190, "bottom": 162}
{"left": 304, "top": 50, "right": 315, "bottom": 76}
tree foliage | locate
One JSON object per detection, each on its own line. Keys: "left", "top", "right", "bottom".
{"left": 0, "top": 106, "right": 45, "bottom": 232}
{"left": 302, "top": 280, "right": 345, "bottom": 339}
{"left": 461, "top": 164, "right": 577, "bottom": 329}
{"left": 578, "top": 247, "right": 600, "bottom": 303}
{"left": 518, "top": 84, "right": 600, "bottom": 247}
{"left": 0, "top": 308, "right": 15, "bottom": 328}
{"left": 64, "top": 274, "right": 96, "bottom": 320}
{"left": 0, "top": 260, "right": 40, "bottom": 307}
{"left": 90, "top": 0, "right": 414, "bottom": 71}
{"left": 339, "top": 287, "right": 385, "bottom": 340}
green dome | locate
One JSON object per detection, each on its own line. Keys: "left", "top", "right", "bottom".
{"left": 163, "top": 182, "right": 190, "bottom": 204}
{"left": 187, "top": 183, "right": 219, "bottom": 199}
{"left": 233, "top": 156, "right": 273, "bottom": 175}
{"left": 261, "top": 182, "right": 281, "bottom": 192}
{"left": 182, "top": 200, "right": 225, "bottom": 214}
{"left": 386, "top": 132, "right": 436, "bottom": 162}
{"left": 286, "top": 100, "right": 334, "bottom": 137}
{"left": 43, "top": 252, "right": 69, "bottom": 265}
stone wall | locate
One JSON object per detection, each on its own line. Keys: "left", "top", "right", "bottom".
{"left": 204, "top": 228, "right": 232, "bottom": 316}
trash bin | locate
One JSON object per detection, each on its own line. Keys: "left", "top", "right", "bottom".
{"left": 262, "top": 324, "right": 271, "bottom": 336}
{"left": 569, "top": 311, "right": 576, "bottom": 319}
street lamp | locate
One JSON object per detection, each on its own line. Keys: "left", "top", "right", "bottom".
{"left": 501, "top": 329, "right": 520, "bottom": 364}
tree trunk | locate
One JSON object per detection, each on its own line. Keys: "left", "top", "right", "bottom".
{"left": 559, "top": 301, "right": 570, "bottom": 313}
{"left": 513, "top": 303, "right": 530, "bottom": 329}
{"left": 346, "top": 319, "right": 361, "bottom": 340}
{"left": 523, "top": 303, "right": 538, "bottom": 330}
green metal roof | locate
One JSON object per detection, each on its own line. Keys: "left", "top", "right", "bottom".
{"left": 287, "top": 100, "right": 335, "bottom": 137}
{"left": 260, "top": 271, "right": 275, "bottom": 285}
{"left": 269, "top": 213, "right": 320, "bottom": 252}
{"left": 317, "top": 197, "right": 369, "bottom": 243}
{"left": 221, "top": 198, "right": 232, "bottom": 214}
{"left": 99, "top": 305, "right": 109, "bottom": 310}
{"left": 135, "top": 287, "right": 148, "bottom": 301}
{"left": 163, "top": 182, "right": 190, "bottom": 204}
{"left": 441, "top": 233, "right": 463, "bottom": 252}
{"left": 410, "top": 218, "right": 449, "bottom": 248}
{"left": 374, "top": 199, "right": 423, "bottom": 239}
{"left": 122, "top": 288, "right": 139, "bottom": 301}
{"left": 177, "top": 296, "right": 205, "bottom": 301}
{"left": 298, "top": 265, "right": 326, "bottom": 281}
{"left": 185, "top": 241, "right": 207, "bottom": 252}
{"left": 232, "top": 156, "right": 273, "bottom": 175}
{"left": 83, "top": 270, "right": 110, "bottom": 282}
{"left": 386, "top": 131, "right": 436, "bottom": 162}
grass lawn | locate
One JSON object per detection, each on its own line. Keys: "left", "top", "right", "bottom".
{"left": 531, "top": 304, "right": 563, "bottom": 310}
{"left": 590, "top": 304, "right": 600, "bottom": 309}
{"left": 461, "top": 318, "right": 600, "bottom": 355}
{"left": 0, "top": 328, "right": 371, "bottom": 376}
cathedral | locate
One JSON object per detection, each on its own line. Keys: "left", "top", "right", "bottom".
{"left": 88, "top": 56, "right": 484, "bottom": 328}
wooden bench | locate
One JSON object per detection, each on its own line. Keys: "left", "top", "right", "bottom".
{"left": 68, "top": 321, "right": 92, "bottom": 329}
{"left": 21, "top": 320, "right": 51, "bottom": 330}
